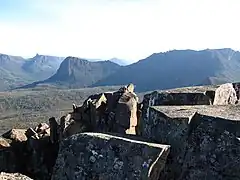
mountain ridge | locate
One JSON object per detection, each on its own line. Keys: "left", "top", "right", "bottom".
{"left": 3, "top": 48, "right": 240, "bottom": 92}
{"left": 93, "top": 48, "right": 240, "bottom": 91}
{"left": 17, "top": 56, "right": 121, "bottom": 89}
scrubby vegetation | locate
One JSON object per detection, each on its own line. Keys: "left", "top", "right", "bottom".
{"left": 0, "top": 86, "right": 130, "bottom": 134}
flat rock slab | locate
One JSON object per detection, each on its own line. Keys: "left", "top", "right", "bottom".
{"left": 139, "top": 89, "right": 217, "bottom": 135}
{"left": 52, "top": 132, "right": 170, "bottom": 180}
{"left": 154, "top": 85, "right": 218, "bottom": 93}
{"left": 137, "top": 85, "right": 218, "bottom": 102}
{"left": 142, "top": 91, "right": 214, "bottom": 107}
{"left": 143, "top": 105, "right": 240, "bottom": 143}
{"left": 140, "top": 105, "right": 240, "bottom": 140}
{"left": 152, "top": 105, "right": 240, "bottom": 120}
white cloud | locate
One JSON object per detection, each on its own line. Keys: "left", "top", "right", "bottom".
{"left": 0, "top": 0, "right": 240, "bottom": 62}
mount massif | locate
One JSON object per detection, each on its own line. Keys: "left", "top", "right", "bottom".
{"left": 0, "top": 54, "right": 65, "bottom": 91}
{"left": 20, "top": 57, "right": 121, "bottom": 89}
{"left": 1, "top": 48, "right": 240, "bottom": 92}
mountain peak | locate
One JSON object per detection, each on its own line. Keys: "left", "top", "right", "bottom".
{"left": 108, "top": 57, "right": 129, "bottom": 66}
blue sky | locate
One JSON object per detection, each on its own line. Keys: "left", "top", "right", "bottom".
{"left": 0, "top": 0, "right": 240, "bottom": 62}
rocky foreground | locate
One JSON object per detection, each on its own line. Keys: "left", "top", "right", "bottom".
{"left": 0, "top": 83, "right": 240, "bottom": 179}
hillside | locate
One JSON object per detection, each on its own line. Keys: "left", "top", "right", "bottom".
{"left": 94, "top": 48, "right": 240, "bottom": 92}
{"left": 21, "top": 54, "right": 65, "bottom": 80}
{"left": 0, "top": 53, "right": 64, "bottom": 91}
{"left": 19, "top": 57, "right": 121, "bottom": 89}
{"left": 0, "top": 86, "right": 122, "bottom": 134}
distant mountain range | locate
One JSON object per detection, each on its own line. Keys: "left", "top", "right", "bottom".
{"left": 0, "top": 54, "right": 128, "bottom": 91}
{"left": 2, "top": 48, "right": 240, "bottom": 92}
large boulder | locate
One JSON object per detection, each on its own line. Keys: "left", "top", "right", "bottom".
{"left": 179, "top": 113, "right": 240, "bottom": 179}
{"left": 213, "top": 82, "right": 240, "bottom": 105}
{"left": 52, "top": 132, "right": 170, "bottom": 180}
{"left": 2, "top": 129, "right": 27, "bottom": 142}
{"left": 140, "top": 105, "right": 240, "bottom": 179}
{"left": 0, "top": 172, "right": 33, "bottom": 180}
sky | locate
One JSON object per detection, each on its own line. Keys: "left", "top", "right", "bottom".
{"left": 0, "top": 0, "right": 240, "bottom": 63}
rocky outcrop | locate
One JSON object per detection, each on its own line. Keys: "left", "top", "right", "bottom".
{"left": 138, "top": 86, "right": 217, "bottom": 136}
{"left": 213, "top": 82, "right": 240, "bottom": 105}
{"left": 0, "top": 84, "right": 142, "bottom": 180}
{"left": 60, "top": 84, "right": 139, "bottom": 139}
{"left": 0, "top": 172, "right": 33, "bottom": 180}
{"left": 52, "top": 132, "right": 170, "bottom": 180}
{"left": 3, "top": 83, "right": 240, "bottom": 180}
{"left": 140, "top": 105, "right": 240, "bottom": 179}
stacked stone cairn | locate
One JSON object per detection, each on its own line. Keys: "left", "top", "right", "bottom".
{"left": 1, "top": 83, "right": 240, "bottom": 180}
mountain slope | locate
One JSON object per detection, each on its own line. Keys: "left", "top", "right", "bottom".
{"left": 0, "top": 54, "right": 30, "bottom": 90}
{"left": 19, "top": 57, "right": 121, "bottom": 89}
{"left": 0, "top": 53, "right": 64, "bottom": 91}
{"left": 22, "top": 54, "right": 65, "bottom": 80}
{"left": 93, "top": 48, "right": 240, "bottom": 92}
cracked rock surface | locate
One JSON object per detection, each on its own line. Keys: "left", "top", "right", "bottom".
{"left": 51, "top": 132, "right": 170, "bottom": 180}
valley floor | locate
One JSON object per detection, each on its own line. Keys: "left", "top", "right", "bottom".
{"left": 0, "top": 86, "right": 129, "bottom": 134}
